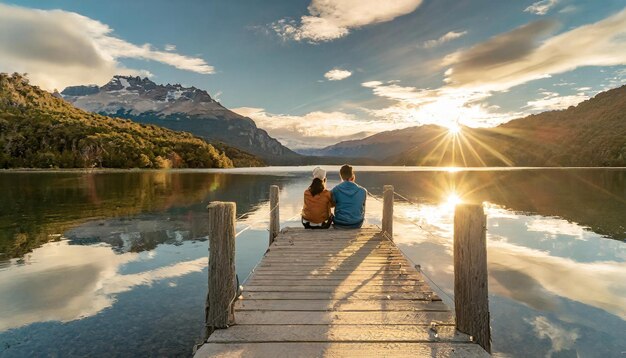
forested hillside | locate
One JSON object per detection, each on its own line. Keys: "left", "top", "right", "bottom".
{"left": 0, "top": 73, "right": 247, "bottom": 169}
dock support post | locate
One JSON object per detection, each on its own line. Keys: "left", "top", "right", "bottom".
{"left": 382, "top": 185, "right": 394, "bottom": 239}
{"left": 454, "top": 204, "right": 491, "bottom": 353}
{"left": 204, "top": 201, "right": 236, "bottom": 340}
{"left": 269, "top": 185, "right": 280, "bottom": 246}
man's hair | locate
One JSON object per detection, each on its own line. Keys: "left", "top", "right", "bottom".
{"left": 339, "top": 164, "right": 354, "bottom": 181}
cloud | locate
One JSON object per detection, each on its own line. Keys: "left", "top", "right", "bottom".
{"left": 558, "top": 5, "right": 578, "bottom": 14}
{"left": 525, "top": 217, "right": 588, "bottom": 239}
{"left": 164, "top": 44, "right": 177, "bottom": 51}
{"left": 271, "top": 0, "right": 423, "bottom": 42}
{"left": 0, "top": 240, "right": 206, "bottom": 331}
{"left": 525, "top": 0, "right": 559, "bottom": 15}
{"left": 361, "top": 80, "right": 521, "bottom": 128}
{"left": 443, "top": 9, "right": 626, "bottom": 92}
{"left": 526, "top": 316, "right": 579, "bottom": 356}
{"left": 324, "top": 68, "right": 352, "bottom": 81}
{"left": 0, "top": 4, "right": 214, "bottom": 90}
{"left": 232, "top": 107, "right": 412, "bottom": 149}
{"left": 361, "top": 80, "right": 383, "bottom": 88}
{"left": 525, "top": 91, "right": 589, "bottom": 111}
{"left": 488, "top": 240, "right": 626, "bottom": 320}
{"left": 422, "top": 30, "right": 467, "bottom": 48}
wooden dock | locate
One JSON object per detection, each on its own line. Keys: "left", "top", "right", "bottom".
{"left": 194, "top": 186, "right": 491, "bottom": 357}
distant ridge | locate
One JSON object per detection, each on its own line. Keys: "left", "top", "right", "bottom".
{"left": 313, "top": 85, "right": 626, "bottom": 167}
{"left": 62, "top": 76, "right": 301, "bottom": 164}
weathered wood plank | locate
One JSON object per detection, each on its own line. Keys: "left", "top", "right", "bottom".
{"left": 207, "top": 324, "right": 470, "bottom": 343}
{"left": 245, "top": 280, "right": 424, "bottom": 288}
{"left": 257, "top": 263, "right": 410, "bottom": 270}
{"left": 235, "top": 299, "right": 449, "bottom": 312}
{"left": 246, "top": 280, "right": 423, "bottom": 288}
{"left": 259, "top": 258, "right": 410, "bottom": 264}
{"left": 195, "top": 342, "right": 489, "bottom": 358}
{"left": 243, "top": 285, "right": 431, "bottom": 294}
{"left": 251, "top": 267, "right": 416, "bottom": 274}
{"left": 265, "top": 250, "right": 402, "bottom": 256}
{"left": 242, "top": 291, "right": 441, "bottom": 301}
{"left": 242, "top": 291, "right": 440, "bottom": 301}
{"left": 235, "top": 310, "right": 453, "bottom": 325}
{"left": 249, "top": 273, "right": 422, "bottom": 280}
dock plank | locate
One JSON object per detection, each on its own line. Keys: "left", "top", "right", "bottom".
{"left": 207, "top": 325, "right": 470, "bottom": 343}
{"left": 195, "top": 342, "right": 489, "bottom": 358}
{"left": 234, "top": 311, "right": 454, "bottom": 325}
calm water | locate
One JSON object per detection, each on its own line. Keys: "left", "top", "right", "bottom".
{"left": 0, "top": 168, "right": 625, "bottom": 357}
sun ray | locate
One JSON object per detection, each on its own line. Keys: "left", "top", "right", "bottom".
{"left": 418, "top": 132, "right": 452, "bottom": 166}
{"left": 463, "top": 130, "right": 515, "bottom": 166}
{"left": 457, "top": 132, "right": 488, "bottom": 167}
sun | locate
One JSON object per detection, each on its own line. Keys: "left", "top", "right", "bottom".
{"left": 446, "top": 193, "right": 462, "bottom": 207}
{"left": 447, "top": 123, "right": 461, "bottom": 135}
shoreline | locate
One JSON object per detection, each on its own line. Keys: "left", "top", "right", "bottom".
{"left": 1, "top": 165, "right": 626, "bottom": 174}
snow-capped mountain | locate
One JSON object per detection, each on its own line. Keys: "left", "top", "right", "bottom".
{"left": 62, "top": 76, "right": 300, "bottom": 162}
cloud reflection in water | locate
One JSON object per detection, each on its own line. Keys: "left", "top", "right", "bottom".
{"left": 0, "top": 240, "right": 206, "bottom": 332}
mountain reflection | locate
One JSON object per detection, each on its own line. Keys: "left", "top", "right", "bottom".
{"left": 0, "top": 171, "right": 294, "bottom": 260}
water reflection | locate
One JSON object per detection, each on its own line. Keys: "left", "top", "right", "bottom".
{"left": 0, "top": 239, "right": 207, "bottom": 332}
{"left": 0, "top": 168, "right": 624, "bottom": 357}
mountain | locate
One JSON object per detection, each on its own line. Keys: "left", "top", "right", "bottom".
{"left": 0, "top": 72, "right": 245, "bottom": 169}
{"left": 314, "top": 86, "right": 626, "bottom": 167}
{"left": 62, "top": 76, "right": 300, "bottom": 164}
{"left": 310, "top": 125, "right": 446, "bottom": 160}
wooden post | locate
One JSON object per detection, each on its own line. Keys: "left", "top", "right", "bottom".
{"left": 269, "top": 185, "right": 280, "bottom": 246}
{"left": 382, "top": 185, "right": 394, "bottom": 239}
{"left": 454, "top": 204, "right": 491, "bottom": 353}
{"left": 204, "top": 201, "right": 236, "bottom": 340}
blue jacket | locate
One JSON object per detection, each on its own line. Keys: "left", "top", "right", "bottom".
{"left": 331, "top": 181, "right": 367, "bottom": 228}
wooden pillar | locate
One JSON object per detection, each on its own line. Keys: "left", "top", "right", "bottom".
{"left": 269, "top": 185, "right": 280, "bottom": 246}
{"left": 454, "top": 204, "right": 491, "bottom": 353}
{"left": 204, "top": 201, "right": 236, "bottom": 340}
{"left": 382, "top": 185, "right": 394, "bottom": 239}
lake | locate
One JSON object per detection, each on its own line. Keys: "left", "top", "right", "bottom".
{"left": 0, "top": 167, "right": 625, "bottom": 357}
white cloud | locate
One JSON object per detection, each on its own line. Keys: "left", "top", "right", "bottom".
{"left": 361, "top": 80, "right": 384, "bottom": 88}
{"left": 232, "top": 107, "right": 412, "bottom": 149}
{"left": 361, "top": 81, "right": 521, "bottom": 128}
{"left": 525, "top": 0, "right": 559, "bottom": 15}
{"left": 324, "top": 68, "right": 352, "bottom": 81}
{"left": 488, "top": 240, "right": 626, "bottom": 320}
{"left": 0, "top": 4, "right": 214, "bottom": 90}
{"left": 164, "top": 44, "right": 177, "bottom": 51}
{"left": 525, "top": 91, "right": 589, "bottom": 111}
{"left": 558, "top": 5, "right": 578, "bottom": 14}
{"left": 526, "top": 217, "right": 587, "bottom": 239}
{"left": 0, "top": 240, "right": 206, "bottom": 331}
{"left": 271, "top": 0, "right": 423, "bottom": 42}
{"left": 527, "top": 316, "right": 579, "bottom": 357}
{"left": 422, "top": 30, "right": 467, "bottom": 48}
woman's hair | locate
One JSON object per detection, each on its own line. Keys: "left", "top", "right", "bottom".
{"left": 309, "top": 178, "right": 325, "bottom": 196}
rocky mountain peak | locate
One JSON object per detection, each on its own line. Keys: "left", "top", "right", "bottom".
{"left": 101, "top": 75, "right": 158, "bottom": 92}
{"left": 62, "top": 75, "right": 216, "bottom": 104}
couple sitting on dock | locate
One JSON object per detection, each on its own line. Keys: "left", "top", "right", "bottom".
{"left": 301, "top": 164, "right": 366, "bottom": 229}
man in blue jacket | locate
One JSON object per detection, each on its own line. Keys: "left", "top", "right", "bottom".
{"left": 331, "top": 164, "right": 367, "bottom": 229}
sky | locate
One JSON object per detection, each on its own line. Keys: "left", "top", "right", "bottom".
{"left": 1, "top": 0, "right": 625, "bottom": 149}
